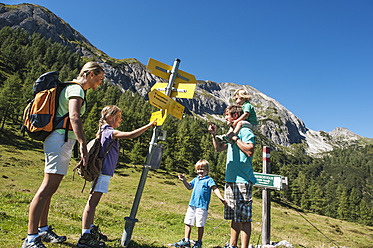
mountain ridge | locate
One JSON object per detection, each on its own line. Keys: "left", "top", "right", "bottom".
{"left": 1, "top": 3, "right": 371, "bottom": 155}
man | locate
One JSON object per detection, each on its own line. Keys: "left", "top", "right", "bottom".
{"left": 208, "top": 105, "right": 257, "bottom": 248}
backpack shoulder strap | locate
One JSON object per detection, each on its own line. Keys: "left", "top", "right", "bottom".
{"left": 101, "top": 139, "right": 116, "bottom": 160}
{"left": 55, "top": 81, "right": 87, "bottom": 142}
{"left": 100, "top": 125, "right": 117, "bottom": 160}
{"left": 63, "top": 81, "right": 87, "bottom": 105}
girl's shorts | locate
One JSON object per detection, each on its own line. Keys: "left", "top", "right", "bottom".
{"left": 184, "top": 206, "right": 208, "bottom": 227}
{"left": 92, "top": 174, "right": 112, "bottom": 194}
{"left": 44, "top": 131, "right": 76, "bottom": 175}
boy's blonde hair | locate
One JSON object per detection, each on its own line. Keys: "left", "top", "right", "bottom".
{"left": 96, "top": 105, "right": 121, "bottom": 138}
{"left": 195, "top": 159, "right": 210, "bottom": 172}
{"left": 78, "top": 61, "right": 104, "bottom": 79}
{"left": 233, "top": 88, "right": 251, "bottom": 102}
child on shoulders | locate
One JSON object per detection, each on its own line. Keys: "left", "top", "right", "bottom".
{"left": 218, "top": 88, "right": 257, "bottom": 144}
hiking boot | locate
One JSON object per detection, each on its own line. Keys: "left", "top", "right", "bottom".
{"left": 223, "top": 243, "right": 238, "bottom": 248}
{"left": 77, "top": 233, "right": 106, "bottom": 248}
{"left": 21, "top": 236, "right": 46, "bottom": 248}
{"left": 216, "top": 134, "right": 234, "bottom": 144}
{"left": 193, "top": 240, "right": 202, "bottom": 248}
{"left": 174, "top": 238, "right": 191, "bottom": 248}
{"left": 90, "top": 225, "right": 107, "bottom": 241}
{"left": 39, "top": 225, "right": 66, "bottom": 243}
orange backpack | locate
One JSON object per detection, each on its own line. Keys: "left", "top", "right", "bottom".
{"left": 21, "top": 71, "right": 85, "bottom": 142}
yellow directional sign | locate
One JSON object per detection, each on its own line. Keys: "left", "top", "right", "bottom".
{"left": 150, "top": 110, "right": 167, "bottom": 126}
{"left": 146, "top": 58, "right": 197, "bottom": 84}
{"left": 168, "top": 98, "right": 184, "bottom": 120}
{"left": 151, "top": 82, "right": 196, "bottom": 99}
{"left": 148, "top": 89, "right": 184, "bottom": 120}
{"left": 148, "top": 89, "right": 169, "bottom": 110}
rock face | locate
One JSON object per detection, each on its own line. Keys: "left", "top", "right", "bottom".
{"left": 1, "top": 3, "right": 370, "bottom": 155}
{"left": 0, "top": 3, "right": 95, "bottom": 56}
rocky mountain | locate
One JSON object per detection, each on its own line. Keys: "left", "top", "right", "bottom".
{"left": 1, "top": 3, "right": 371, "bottom": 155}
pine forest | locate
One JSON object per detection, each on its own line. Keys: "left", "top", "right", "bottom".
{"left": 0, "top": 26, "right": 372, "bottom": 227}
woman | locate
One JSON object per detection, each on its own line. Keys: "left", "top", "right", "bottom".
{"left": 22, "top": 62, "right": 105, "bottom": 248}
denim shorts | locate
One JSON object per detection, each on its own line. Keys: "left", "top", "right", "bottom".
{"left": 224, "top": 182, "right": 253, "bottom": 222}
{"left": 92, "top": 174, "right": 112, "bottom": 194}
{"left": 184, "top": 206, "right": 209, "bottom": 227}
{"left": 44, "top": 131, "right": 76, "bottom": 175}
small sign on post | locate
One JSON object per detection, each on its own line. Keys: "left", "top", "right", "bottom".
{"left": 253, "top": 172, "right": 288, "bottom": 191}
{"left": 254, "top": 146, "right": 289, "bottom": 246}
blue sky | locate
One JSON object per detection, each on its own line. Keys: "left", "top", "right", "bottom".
{"left": 4, "top": 0, "right": 373, "bottom": 138}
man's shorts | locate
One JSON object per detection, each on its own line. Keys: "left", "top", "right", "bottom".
{"left": 184, "top": 206, "right": 209, "bottom": 227}
{"left": 224, "top": 182, "right": 253, "bottom": 222}
{"left": 92, "top": 174, "right": 112, "bottom": 194}
{"left": 44, "top": 131, "right": 76, "bottom": 175}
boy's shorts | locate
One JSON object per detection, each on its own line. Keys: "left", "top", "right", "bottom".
{"left": 184, "top": 206, "right": 208, "bottom": 227}
{"left": 241, "top": 121, "right": 257, "bottom": 131}
{"left": 224, "top": 182, "right": 253, "bottom": 222}
{"left": 44, "top": 131, "right": 76, "bottom": 175}
{"left": 92, "top": 174, "right": 112, "bottom": 194}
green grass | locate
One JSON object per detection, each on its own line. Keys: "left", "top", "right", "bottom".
{"left": 0, "top": 128, "right": 373, "bottom": 247}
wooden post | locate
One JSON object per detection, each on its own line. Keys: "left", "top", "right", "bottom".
{"left": 262, "top": 146, "right": 271, "bottom": 245}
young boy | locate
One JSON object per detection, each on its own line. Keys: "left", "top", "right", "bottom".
{"left": 232, "top": 88, "right": 257, "bottom": 132}
{"left": 217, "top": 89, "right": 257, "bottom": 144}
{"left": 174, "top": 160, "right": 225, "bottom": 248}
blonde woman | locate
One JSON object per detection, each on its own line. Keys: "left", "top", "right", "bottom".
{"left": 23, "top": 62, "right": 105, "bottom": 248}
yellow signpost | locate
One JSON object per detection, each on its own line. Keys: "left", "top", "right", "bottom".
{"left": 146, "top": 58, "right": 197, "bottom": 83}
{"left": 147, "top": 58, "right": 197, "bottom": 99}
{"left": 122, "top": 58, "right": 196, "bottom": 247}
{"left": 151, "top": 82, "right": 196, "bottom": 99}
{"left": 150, "top": 110, "right": 167, "bottom": 126}
{"left": 148, "top": 89, "right": 184, "bottom": 120}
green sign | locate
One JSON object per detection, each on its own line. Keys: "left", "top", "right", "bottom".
{"left": 253, "top": 172, "right": 288, "bottom": 191}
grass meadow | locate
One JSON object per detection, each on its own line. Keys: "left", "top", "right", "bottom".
{"left": 0, "top": 127, "right": 372, "bottom": 248}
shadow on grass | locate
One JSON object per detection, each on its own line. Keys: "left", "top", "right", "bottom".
{"left": 0, "top": 127, "right": 43, "bottom": 152}
{"left": 53, "top": 239, "right": 169, "bottom": 248}
{"left": 272, "top": 197, "right": 306, "bottom": 213}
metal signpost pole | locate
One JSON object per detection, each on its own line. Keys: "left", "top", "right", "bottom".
{"left": 121, "top": 59, "right": 181, "bottom": 247}
{"left": 262, "top": 146, "right": 271, "bottom": 245}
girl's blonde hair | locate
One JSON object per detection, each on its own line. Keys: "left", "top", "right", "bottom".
{"left": 233, "top": 88, "right": 251, "bottom": 102}
{"left": 195, "top": 159, "right": 210, "bottom": 172}
{"left": 96, "top": 105, "right": 121, "bottom": 138}
{"left": 78, "top": 61, "right": 104, "bottom": 79}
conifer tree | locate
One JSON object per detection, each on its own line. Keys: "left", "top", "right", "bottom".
{"left": 0, "top": 73, "right": 22, "bottom": 128}
{"left": 83, "top": 103, "right": 100, "bottom": 141}
{"left": 349, "top": 187, "right": 361, "bottom": 221}
{"left": 337, "top": 187, "right": 349, "bottom": 220}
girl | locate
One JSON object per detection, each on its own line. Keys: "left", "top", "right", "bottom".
{"left": 77, "top": 105, "right": 157, "bottom": 248}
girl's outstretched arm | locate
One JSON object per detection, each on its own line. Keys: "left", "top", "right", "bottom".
{"left": 112, "top": 119, "right": 157, "bottom": 139}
